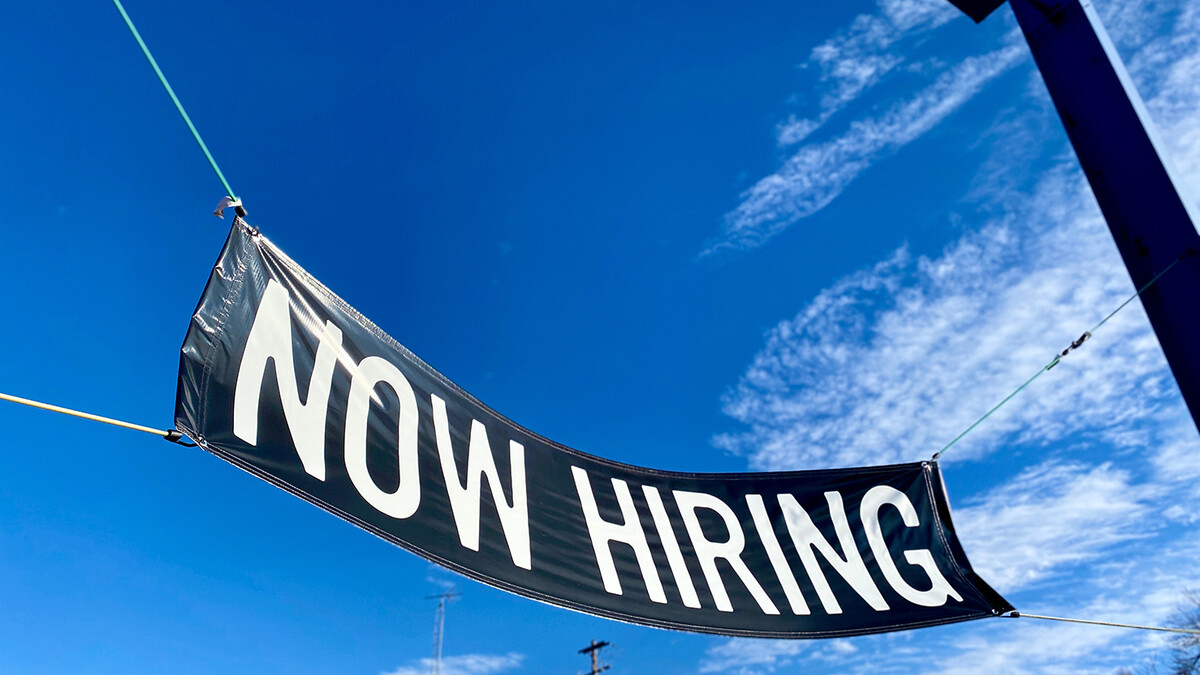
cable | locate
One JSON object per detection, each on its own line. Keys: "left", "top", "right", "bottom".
{"left": 933, "top": 254, "right": 1186, "bottom": 460}
{"left": 931, "top": 360, "right": 1054, "bottom": 461}
{"left": 0, "top": 391, "right": 193, "bottom": 445}
{"left": 1010, "top": 611, "right": 1200, "bottom": 636}
{"left": 110, "top": 0, "right": 237, "bottom": 202}
{"left": 1084, "top": 255, "right": 1185, "bottom": 336}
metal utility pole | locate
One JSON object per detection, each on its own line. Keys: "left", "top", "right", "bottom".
{"left": 425, "top": 591, "right": 461, "bottom": 675}
{"left": 944, "top": 0, "right": 1200, "bottom": 434}
{"left": 578, "top": 640, "right": 611, "bottom": 675}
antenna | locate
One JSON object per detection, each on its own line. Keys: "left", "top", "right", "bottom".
{"left": 578, "top": 640, "right": 612, "bottom": 675}
{"left": 425, "top": 590, "right": 461, "bottom": 675}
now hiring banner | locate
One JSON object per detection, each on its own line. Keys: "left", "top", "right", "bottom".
{"left": 174, "top": 221, "right": 1011, "bottom": 638}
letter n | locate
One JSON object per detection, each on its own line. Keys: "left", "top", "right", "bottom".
{"left": 233, "top": 279, "right": 343, "bottom": 480}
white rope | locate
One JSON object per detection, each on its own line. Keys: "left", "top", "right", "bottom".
{"left": 0, "top": 391, "right": 175, "bottom": 439}
{"left": 1013, "top": 612, "right": 1200, "bottom": 635}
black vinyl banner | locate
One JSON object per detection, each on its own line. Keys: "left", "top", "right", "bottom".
{"left": 175, "top": 221, "right": 1012, "bottom": 638}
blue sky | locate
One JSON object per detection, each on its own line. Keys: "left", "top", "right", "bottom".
{"left": 1, "top": 0, "right": 1198, "bottom": 673}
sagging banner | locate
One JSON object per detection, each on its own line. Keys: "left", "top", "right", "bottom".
{"left": 175, "top": 221, "right": 1011, "bottom": 638}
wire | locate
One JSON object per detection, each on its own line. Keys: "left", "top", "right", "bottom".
{"left": 110, "top": 0, "right": 237, "bottom": 201}
{"left": 0, "top": 391, "right": 192, "bottom": 445}
{"left": 1010, "top": 611, "right": 1200, "bottom": 636}
{"left": 933, "top": 254, "right": 1186, "bottom": 460}
{"left": 931, "top": 360, "right": 1054, "bottom": 461}
{"left": 1084, "top": 255, "right": 1185, "bottom": 336}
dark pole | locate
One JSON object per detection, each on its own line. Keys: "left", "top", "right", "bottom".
{"left": 947, "top": 0, "right": 1200, "bottom": 434}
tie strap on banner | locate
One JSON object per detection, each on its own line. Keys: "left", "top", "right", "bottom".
{"left": 213, "top": 196, "right": 246, "bottom": 220}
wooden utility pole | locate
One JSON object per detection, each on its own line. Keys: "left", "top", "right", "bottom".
{"left": 578, "top": 640, "right": 611, "bottom": 675}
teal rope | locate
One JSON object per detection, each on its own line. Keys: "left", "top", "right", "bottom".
{"left": 1084, "top": 256, "right": 1184, "bottom": 337}
{"left": 111, "top": 0, "right": 237, "bottom": 201}
{"left": 931, "top": 360, "right": 1054, "bottom": 460}
{"left": 933, "top": 255, "right": 1186, "bottom": 460}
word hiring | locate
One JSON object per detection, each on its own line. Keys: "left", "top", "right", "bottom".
{"left": 231, "top": 280, "right": 962, "bottom": 615}
{"left": 572, "top": 468, "right": 963, "bottom": 615}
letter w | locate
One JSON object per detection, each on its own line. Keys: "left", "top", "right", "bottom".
{"left": 233, "top": 279, "right": 343, "bottom": 481}
{"left": 431, "top": 394, "right": 531, "bottom": 570}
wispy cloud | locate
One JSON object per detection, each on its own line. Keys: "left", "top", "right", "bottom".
{"left": 426, "top": 564, "right": 460, "bottom": 592}
{"left": 701, "top": 43, "right": 1023, "bottom": 259}
{"left": 924, "top": 533, "right": 1200, "bottom": 674}
{"left": 704, "top": 2, "right": 1200, "bottom": 672}
{"left": 778, "top": 0, "right": 962, "bottom": 146}
{"left": 712, "top": 0, "right": 1200, "bottom": 471}
{"left": 382, "top": 653, "right": 523, "bottom": 675}
{"left": 1149, "top": 420, "right": 1200, "bottom": 525}
{"left": 699, "top": 637, "right": 856, "bottom": 675}
{"left": 698, "top": 639, "right": 803, "bottom": 674}
{"left": 698, "top": 0, "right": 1026, "bottom": 259}
{"left": 713, "top": 161, "right": 1178, "bottom": 470}
{"left": 954, "top": 461, "right": 1157, "bottom": 592}
{"left": 1136, "top": 2, "right": 1200, "bottom": 206}
{"left": 697, "top": 521, "right": 1200, "bottom": 675}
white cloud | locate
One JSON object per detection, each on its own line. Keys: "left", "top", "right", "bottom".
{"left": 697, "top": 0, "right": 1029, "bottom": 259}
{"left": 699, "top": 637, "right": 858, "bottom": 674}
{"left": 878, "top": 0, "right": 959, "bottom": 31}
{"left": 694, "top": 528, "right": 1200, "bottom": 675}
{"left": 713, "top": 0, "right": 1200, "bottom": 471}
{"left": 777, "top": 0, "right": 961, "bottom": 147}
{"left": 1094, "top": 1, "right": 1180, "bottom": 55}
{"left": 1135, "top": 3, "right": 1200, "bottom": 215}
{"left": 426, "top": 564, "right": 460, "bottom": 592}
{"left": 703, "top": 0, "right": 1200, "bottom": 260}
{"left": 699, "top": 639, "right": 804, "bottom": 674}
{"left": 954, "top": 461, "right": 1157, "bottom": 592}
{"left": 713, "top": 160, "right": 1184, "bottom": 470}
{"left": 702, "top": 43, "right": 1024, "bottom": 259}
{"left": 924, "top": 533, "right": 1200, "bottom": 674}
{"left": 1149, "top": 415, "right": 1200, "bottom": 524}
{"left": 704, "top": 2, "right": 1200, "bottom": 672}
{"left": 382, "top": 653, "right": 523, "bottom": 675}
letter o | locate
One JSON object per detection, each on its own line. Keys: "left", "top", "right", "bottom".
{"left": 344, "top": 356, "right": 421, "bottom": 519}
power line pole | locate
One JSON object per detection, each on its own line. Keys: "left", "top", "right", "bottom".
{"left": 578, "top": 640, "right": 611, "bottom": 675}
{"left": 425, "top": 591, "right": 460, "bottom": 675}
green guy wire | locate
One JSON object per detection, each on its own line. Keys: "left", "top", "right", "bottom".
{"left": 932, "top": 359, "right": 1055, "bottom": 460}
{"left": 111, "top": 0, "right": 237, "bottom": 201}
{"left": 1084, "top": 255, "right": 1184, "bottom": 337}
{"left": 933, "top": 254, "right": 1186, "bottom": 461}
